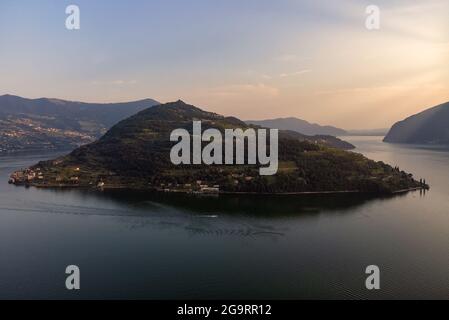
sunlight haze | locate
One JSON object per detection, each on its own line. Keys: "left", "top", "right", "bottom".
{"left": 0, "top": 0, "right": 448, "bottom": 129}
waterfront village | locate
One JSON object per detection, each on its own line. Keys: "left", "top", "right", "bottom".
{"left": 8, "top": 166, "right": 238, "bottom": 194}
{"left": 9, "top": 168, "right": 45, "bottom": 184}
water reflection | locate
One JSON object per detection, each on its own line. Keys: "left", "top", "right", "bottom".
{"left": 39, "top": 187, "right": 409, "bottom": 218}
{"left": 0, "top": 185, "right": 412, "bottom": 242}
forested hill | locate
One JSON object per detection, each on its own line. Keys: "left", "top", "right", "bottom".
{"left": 16, "top": 100, "right": 425, "bottom": 194}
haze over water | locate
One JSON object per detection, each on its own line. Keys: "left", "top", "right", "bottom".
{"left": 0, "top": 137, "right": 448, "bottom": 299}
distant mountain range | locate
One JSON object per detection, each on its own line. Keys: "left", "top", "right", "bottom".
{"left": 0, "top": 94, "right": 159, "bottom": 152}
{"left": 13, "top": 100, "right": 423, "bottom": 194}
{"left": 246, "top": 117, "right": 347, "bottom": 136}
{"left": 384, "top": 101, "right": 449, "bottom": 144}
{"left": 344, "top": 128, "right": 389, "bottom": 137}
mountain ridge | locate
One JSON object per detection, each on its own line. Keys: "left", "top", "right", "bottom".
{"left": 0, "top": 94, "right": 159, "bottom": 152}
{"left": 246, "top": 117, "right": 347, "bottom": 136}
{"left": 384, "top": 101, "right": 449, "bottom": 144}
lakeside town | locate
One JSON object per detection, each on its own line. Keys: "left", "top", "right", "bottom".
{"left": 0, "top": 115, "right": 98, "bottom": 153}
{"left": 8, "top": 166, "right": 222, "bottom": 194}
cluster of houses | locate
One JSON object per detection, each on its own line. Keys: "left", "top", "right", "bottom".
{"left": 9, "top": 168, "right": 44, "bottom": 185}
{"left": 54, "top": 167, "right": 81, "bottom": 185}
{"left": 9, "top": 166, "right": 109, "bottom": 189}
{"left": 159, "top": 180, "right": 220, "bottom": 194}
{"left": 156, "top": 174, "right": 256, "bottom": 194}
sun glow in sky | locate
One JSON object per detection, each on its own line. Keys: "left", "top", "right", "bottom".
{"left": 0, "top": 0, "right": 448, "bottom": 129}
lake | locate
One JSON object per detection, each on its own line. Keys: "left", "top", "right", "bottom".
{"left": 0, "top": 137, "right": 448, "bottom": 299}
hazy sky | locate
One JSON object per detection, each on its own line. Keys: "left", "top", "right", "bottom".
{"left": 0, "top": 0, "right": 448, "bottom": 129}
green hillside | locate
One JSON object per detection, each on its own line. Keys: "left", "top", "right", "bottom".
{"left": 14, "top": 101, "right": 425, "bottom": 194}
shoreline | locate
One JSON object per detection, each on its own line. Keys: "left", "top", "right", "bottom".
{"left": 16, "top": 182, "right": 428, "bottom": 196}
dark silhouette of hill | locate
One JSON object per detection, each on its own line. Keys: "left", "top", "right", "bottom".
{"left": 247, "top": 117, "right": 347, "bottom": 136}
{"left": 384, "top": 101, "right": 449, "bottom": 144}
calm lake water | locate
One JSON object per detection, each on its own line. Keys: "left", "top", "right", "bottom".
{"left": 0, "top": 137, "right": 448, "bottom": 299}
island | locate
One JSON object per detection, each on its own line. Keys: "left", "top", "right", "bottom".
{"left": 10, "top": 100, "right": 428, "bottom": 194}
